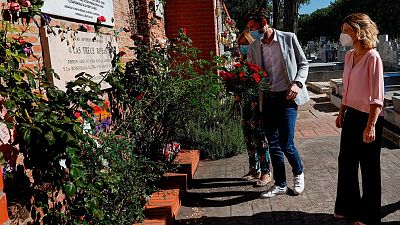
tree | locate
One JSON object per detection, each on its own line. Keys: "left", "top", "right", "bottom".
{"left": 272, "top": 0, "right": 283, "bottom": 29}
{"left": 297, "top": 0, "right": 400, "bottom": 43}
{"left": 224, "top": 0, "right": 272, "bottom": 31}
{"left": 282, "top": 0, "right": 310, "bottom": 33}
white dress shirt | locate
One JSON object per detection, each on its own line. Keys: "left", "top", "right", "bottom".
{"left": 261, "top": 29, "right": 290, "bottom": 92}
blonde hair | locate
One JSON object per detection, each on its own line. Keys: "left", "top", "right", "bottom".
{"left": 342, "top": 13, "right": 379, "bottom": 49}
{"left": 237, "top": 31, "right": 254, "bottom": 45}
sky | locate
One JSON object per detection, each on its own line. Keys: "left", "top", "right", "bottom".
{"left": 299, "top": 0, "right": 333, "bottom": 15}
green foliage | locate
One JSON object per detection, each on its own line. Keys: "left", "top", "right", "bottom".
{"left": 0, "top": 21, "right": 99, "bottom": 223}
{"left": 0, "top": 19, "right": 246, "bottom": 224}
{"left": 298, "top": 0, "right": 400, "bottom": 44}
{"left": 78, "top": 133, "right": 165, "bottom": 224}
{"left": 106, "top": 30, "right": 223, "bottom": 161}
{"left": 180, "top": 96, "right": 246, "bottom": 160}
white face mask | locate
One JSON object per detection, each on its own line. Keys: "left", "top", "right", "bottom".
{"left": 340, "top": 33, "right": 353, "bottom": 46}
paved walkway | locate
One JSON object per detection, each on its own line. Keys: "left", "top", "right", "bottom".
{"left": 175, "top": 92, "right": 400, "bottom": 225}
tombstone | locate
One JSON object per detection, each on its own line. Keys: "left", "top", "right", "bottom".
{"left": 393, "top": 96, "right": 400, "bottom": 113}
{"left": 307, "top": 41, "right": 316, "bottom": 53}
{"left": 378, "top": 34, "right": 389, "bottom": 52}
{"left": 41, "top": 27, "right": 117, "bottom": 91}
{"left": 377, "top": 34, "right": 399, "bottom": 70}
{"left": 41, "top": 0, "right": 115, "bottom": 26}
{"left": 330, "top": 79, "right": 343, "bottom": 96}
{"left": 319, "top": 36, "right": 327, "bottom": 47}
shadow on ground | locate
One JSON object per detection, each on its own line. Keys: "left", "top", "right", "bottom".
{"left": 182, "top": 190, "right": 262, "bottom": 207}
{"left": 175, "top": 211, "right": 347, "bottom": 225}
{"left": 381, "top": 200, "right": 400, "bottom": 219}
{"left": 175, "top": 211, "right": 400, "bottom": 225}
{"left": 191, "top": 178, "right": 256, "bottom": 189}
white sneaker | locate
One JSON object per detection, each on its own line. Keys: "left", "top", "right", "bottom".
{"left": 293, "top": 172, "right": 304, "bottom": 195}
{"left": 260, "top": 185, "right": 288, "bottom": 198}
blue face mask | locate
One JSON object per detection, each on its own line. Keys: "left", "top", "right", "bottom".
{"left": 240, "top": 45, "right": 248, "bottom": 55}
{"left": 250, "top": 30, "right": 263, "bottom": 41}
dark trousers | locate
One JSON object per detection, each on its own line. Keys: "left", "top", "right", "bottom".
{"left": 262, "top": 92, "right": 303, "bottom": 187}
{"left": 335, "top": 107, "right": 383, "bottom": 225}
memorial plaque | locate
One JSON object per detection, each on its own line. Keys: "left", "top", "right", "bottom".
{"left": 41, "top": 27, "right": 117, "bottom": 91}
{"left": 41, "top": 0, "right": 114, "bottom": 26}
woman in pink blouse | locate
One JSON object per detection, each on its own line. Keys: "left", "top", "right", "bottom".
{"left": 334, "top": 13, "right": 384, "bottom": 225}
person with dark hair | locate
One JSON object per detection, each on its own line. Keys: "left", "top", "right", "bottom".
{"left": 245, "top": 8, "right": 310, "bottom": 198}
{"left": 334, "top": 13, "right": 384, "bottom": 225}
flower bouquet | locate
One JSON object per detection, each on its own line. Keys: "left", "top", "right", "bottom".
{"left": 219, "top": 62, "right": 269, "bottom": 97}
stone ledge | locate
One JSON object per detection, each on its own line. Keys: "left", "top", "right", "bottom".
{"left": 307, "top": 82, "right": 330, "bottom": 94}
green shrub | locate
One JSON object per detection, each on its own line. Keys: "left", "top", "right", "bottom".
{"left": 182, "top": 96, "right": 246, "bottom": 160}
{"left": 77, "top": 133, "right": 166, "bottom": 224}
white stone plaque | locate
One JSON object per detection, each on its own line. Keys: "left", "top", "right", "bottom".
{"left": 41, "top": 27, "right": 117, "bottom": 91}
{"left": 41, "top": 0, "right": 115, "bottom": 26}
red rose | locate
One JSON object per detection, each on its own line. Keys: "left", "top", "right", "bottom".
{"left": 136, "top": 93, "right": 144, "bottom": 100}
{"left": 97, "top": 16, "right": 106, "bottom": 23}
{"left": 239, "top": 72, "right": 246, "bottom": 78}
{"left": 234, "top": 63, "right": 242, "bottom": 68}
{"left": 219, "top": 71, "right": 230, "bottom": 81}
{"left": 253, "top": 73, "right": 261, "bottom": 84}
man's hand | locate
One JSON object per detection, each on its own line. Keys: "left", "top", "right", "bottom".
{"left": 286, "top": 82, "right": 301, "bottom": 100}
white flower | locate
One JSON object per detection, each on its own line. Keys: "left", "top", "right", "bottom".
{"left": 59, "top": 159, "right": 67, "bottom": 169}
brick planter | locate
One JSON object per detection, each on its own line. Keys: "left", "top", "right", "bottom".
{"left": 174, "top": 150, "right": 200, "bottom": 181}
{"left": 0, "top": 166, "right": 9, "bottom": 224}
{"left": 135, "top": 150, "right": 200, "bottom": 225}
{"left": 160, "top": 173, "right": 188, "bottom": 192}
{"left": 143, "top": 189, "right": 180, "bottom": 225}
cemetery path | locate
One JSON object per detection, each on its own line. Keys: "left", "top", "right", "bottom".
{"left": 175, "top": 91, "right": 400, "bottom": 225}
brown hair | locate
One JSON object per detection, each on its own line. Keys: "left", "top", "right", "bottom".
{"left": 342, "top": 13, "right": 379, "bottom": 49}
{"left": 245, "top": 8, "right": 270, "bottom": 26}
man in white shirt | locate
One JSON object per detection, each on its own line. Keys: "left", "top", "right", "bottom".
{"left": 246, "top": 8, "right": 309, "bottom": 198}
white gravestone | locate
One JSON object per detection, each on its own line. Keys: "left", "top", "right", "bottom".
{"left": 42, "top": 0, "right": 115, "bottom": 26}
{"left": 41, "top": 27, "right": 117, "bottom": 91}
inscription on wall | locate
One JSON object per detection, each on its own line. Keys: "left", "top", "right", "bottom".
{"left": 41, "top": 27, "right": 117, "bottom": 91}
{"left": 41, "top": 0, "right": 114, "bottom": 26}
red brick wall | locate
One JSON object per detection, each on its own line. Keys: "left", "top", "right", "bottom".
{"left": 165, "top": 0, "right": 219, "bottom": 60}
{"left": 0, "top": 166, "right": 9, "bottom": 224}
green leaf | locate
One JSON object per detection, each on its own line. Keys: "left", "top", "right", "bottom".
{"left": 13, "top": 74, "right": 23, "bottom": 82}
{"left": 4, "top": 100, "right": 15, "bottom": 110}
{"left": 31, "top": 126, "right": 43, "bottom": 134}
{"left": 0, "top": 65, "right": 6, "bottom": 73}
{"left": 44, "top": 131, "right": 56, "bottom": 145}
{"left": 23, "top": 129, "right": 31, "bottom": 143}
{"left": 69, "top": 167, "right": 83, "bottom": 179}
{"left": 66, "top": 147, "right": 78, "bottom": 157}
{"left": 73, "top": 124, "right": 84, "bottom": 137}
{"left": 53, "top": 72, "right": 60, "bottom": 80}
{"left": 64, "top": 182, "right": 77, "bottom": 197}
